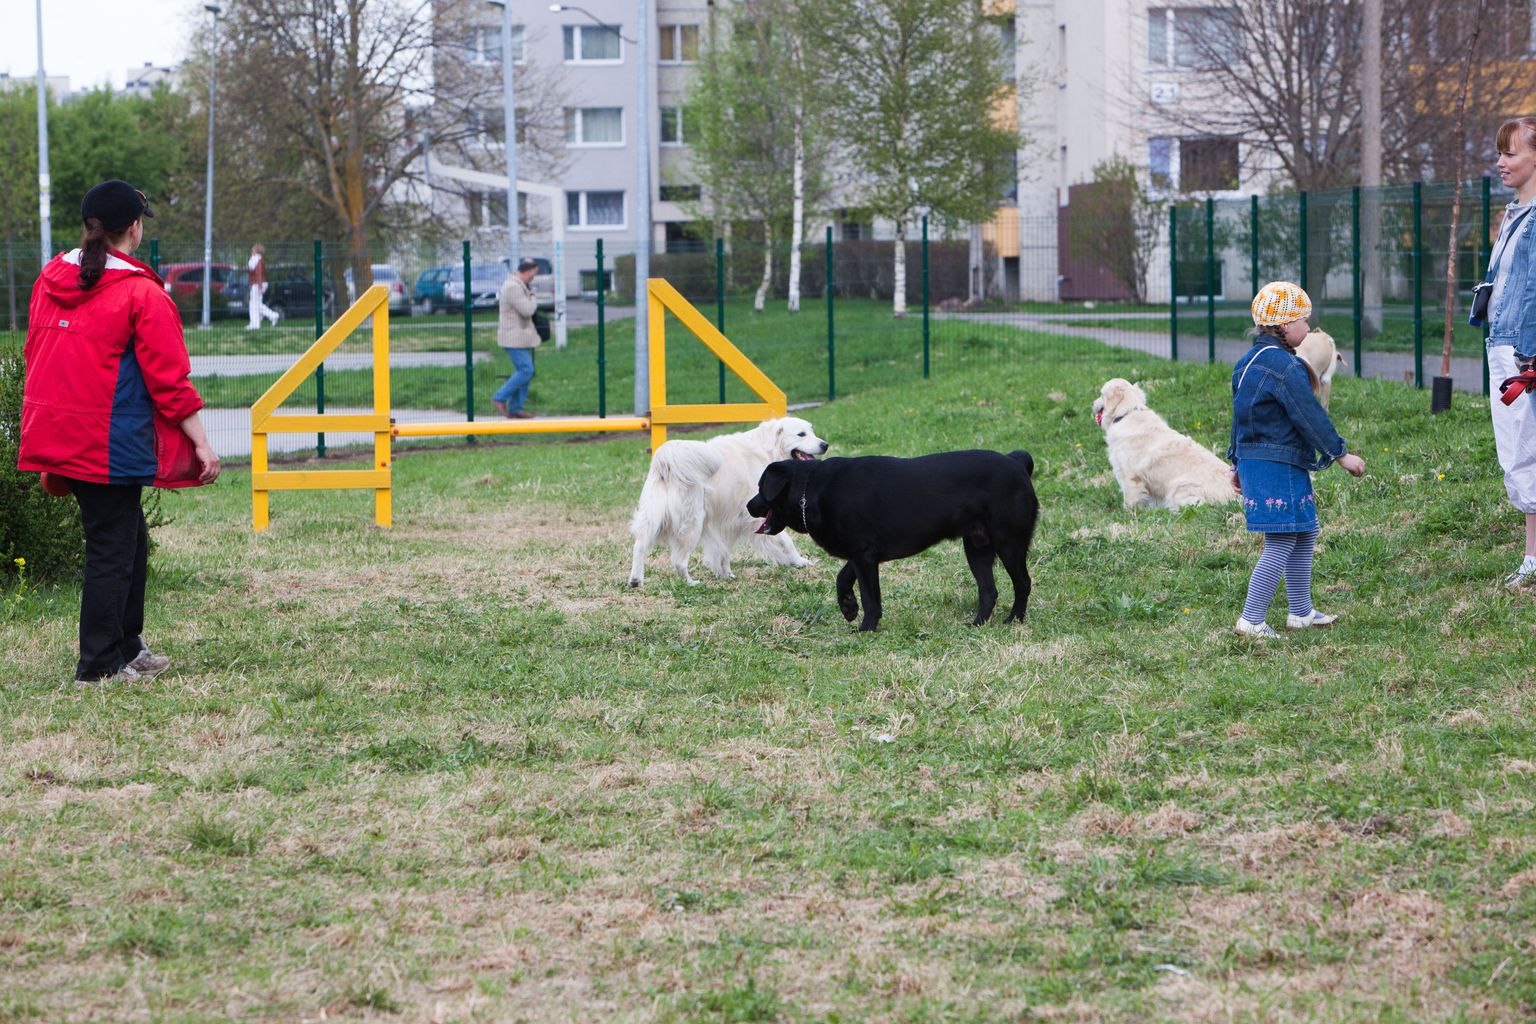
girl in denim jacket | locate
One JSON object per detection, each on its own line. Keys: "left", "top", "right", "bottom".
{"left": 1228, "top": 282, "right": 1366, "bottom": 638}
{"left": 1473, "top": 117, "right": 1536, "bottom": 587}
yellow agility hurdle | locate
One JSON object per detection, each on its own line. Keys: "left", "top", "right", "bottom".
{"left": 250, "top": 278, "right": 787, "bottom": 532}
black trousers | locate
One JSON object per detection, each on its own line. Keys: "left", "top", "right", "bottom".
{"left": 70, "top": 480, "right": 149, "bottom": 681}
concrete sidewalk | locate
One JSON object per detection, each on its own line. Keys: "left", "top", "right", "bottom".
{"left": 201, "top": 406, "right": 463, "bottom": 459}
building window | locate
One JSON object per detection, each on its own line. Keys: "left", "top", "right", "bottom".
{"left": 659, "top": 105, "right": 695, "bottom": 145}
{"left": 1148, "top": 136, "right": 1174, "bottom": 190}
{"left": 467, "top": 25, "right": 525, "bottom": 64}
{"left": 565, "top": 107, "right": 624, "bottom": 146}
{"left": 658, "top": 23, "right": 700, "bottom": 62}
{"left": 659, "top": 184, "right": 702, "bottom": 203}
{"left": 467, "top": 191, "right": 509, "bottom": 227}
{"left": 567, "top": 190, "right": 626, "bottom": 228}
{"left": 563, "top": 24, "right": 623, "bottom": 62}
{"left": 1179, "top": 136, "right": 1239, "bottom": 191}
{"left": 1147, "top": 7, "right": 1240, "bottom": 68}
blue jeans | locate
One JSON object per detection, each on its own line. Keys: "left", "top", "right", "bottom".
{"left": 494, "top": 347, "right": 535, "bottom": 411}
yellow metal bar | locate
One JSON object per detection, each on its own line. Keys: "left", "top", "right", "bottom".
{"left": 255, "top": 413, "right": 392, "bottom": 434}
{"left": 251, "top": 286, "right": 388, "bottom": 424}
{"left": 650, "top": 403, "right": 780, "bottom": 425}
{"left": 372, "top": 304, "right": 392, "bottom": 528}
{"left": 648, "top": 279, "right": 787, "bottom": 417}
{"left": 392, "top": 416, "right": 649, "bottom": 438}
{"left": 649, "top": 286, "right": 669, "bottom": 452}
{"left": 252, "top": 433, "right": 270, "bottom": 532}
{"left": 252, "top": 469, "right": 392, "bottom": 491}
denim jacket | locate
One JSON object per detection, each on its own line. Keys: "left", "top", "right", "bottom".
{"left": 1477, "top": 203, "right": 1536, "bottom": 357}
{"left": 1226, "top": 341, "right": 1347, "bottom": 472}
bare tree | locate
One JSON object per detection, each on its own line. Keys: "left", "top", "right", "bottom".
{"left": 189, "top": 0, "right": 564, "bottom": 289}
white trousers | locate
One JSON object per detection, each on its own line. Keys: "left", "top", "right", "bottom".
{"left": 1489, "top": 345, "right": 1536, "bottom": 513}
{"left": 248, "top": 282, "right": 278, "bottom": 327}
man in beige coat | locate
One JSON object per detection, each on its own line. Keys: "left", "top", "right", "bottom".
{"left": 493, "top": 257, "right": 542, "bottom": 418}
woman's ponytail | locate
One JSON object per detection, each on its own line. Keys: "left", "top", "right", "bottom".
{"left": 78, "top": 218, "right": 110, "bottom": 290}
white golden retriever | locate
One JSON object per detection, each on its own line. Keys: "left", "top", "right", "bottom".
{"left": 1092, "top": 379, "right": 1235, "bottom": 510}
{"left": 628, "top": 417, "right": 829, "bottom": 586}
{"left": 1295, "top": 329, "right": 1346, "bottom": 409}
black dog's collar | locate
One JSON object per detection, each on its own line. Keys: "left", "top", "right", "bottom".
{"left": 798, "top": 473, "right": 810, "bottom": 532}
{"left": 1110, "top": 405, "right": 1145, "bottom": 425}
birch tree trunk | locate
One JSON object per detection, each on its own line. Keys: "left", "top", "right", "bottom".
{"left": 787, "top": 111, "right": 805, "bottom": 313}
{"left": 892, "top": 224, "right": 908, "bottom": 318}
{"left": 755, "top": 222, "right": 773, "bottom": 311}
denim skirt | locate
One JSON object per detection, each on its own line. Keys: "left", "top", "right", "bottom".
{"left": 1236, "top": 458, "right": 1318, "bottom": 533}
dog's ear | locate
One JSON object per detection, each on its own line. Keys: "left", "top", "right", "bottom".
{"left": 757, "top": 461, "right": 793, "bottom": 504}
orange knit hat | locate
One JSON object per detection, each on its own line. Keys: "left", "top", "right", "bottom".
{"left": 1251, "top": 281, "right": 1312, "bottom": 326}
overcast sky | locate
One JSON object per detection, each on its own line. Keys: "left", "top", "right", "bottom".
{"left": 3, "top": 0, "right": 201, "bottom": 92}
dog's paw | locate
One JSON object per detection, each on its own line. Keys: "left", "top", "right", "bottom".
{"left": 838, "top": 593, "right": 859, "bottom": 621}
{"left": 628, "top": 577, "right": 641, "bottom": 588}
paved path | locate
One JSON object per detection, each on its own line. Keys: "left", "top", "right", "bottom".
{"left": 943, "top": 311, "right": 1491, "bottom": 394}
{"left": 191, "top": 350, "right": 492, "bottom": 377}
{"left": 200, "top": 406, "right": 467, "bottom": 459}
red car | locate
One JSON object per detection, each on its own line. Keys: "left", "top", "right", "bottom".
{"left": 159, "top": 262, "right": 235, "bottom": 298}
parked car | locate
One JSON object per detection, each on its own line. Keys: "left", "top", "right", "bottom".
{"left": 160, "top": 262, "right": 238, "bottom": 320}
{"left": 344, "top": 263, "right": 411, "bottom": 315}
{"left": 442, "top": 261, "right": 511, "bottom": 313}
{"left": 227, "top": 263, "right": 335, "bottom": 321}
{"left": 442, "top": 256, "right": 556, "bottom": 313}
{"left": 413, "top": 265, "right": 455, "bottom": 314}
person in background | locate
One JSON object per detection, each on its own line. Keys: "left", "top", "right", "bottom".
{"left": 1475, "top": 117, "right": 1536, "bottom": 587}
{"left": 246, "top": 243, "right": 280, "bottom": 329}
{"left": 1228, "top": 282, "right": 1366, "bottom": 639}
{"left": 18, "top": 180, "right": 221, "bottom": 685}
{"left": 493, "top": 257, "right": 542, "bottom": 419}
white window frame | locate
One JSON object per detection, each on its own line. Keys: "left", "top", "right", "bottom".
{"left": 567, "top": 190, "right": 628, "bottom": 230}
{"left": 565, "top": 107, "right": 625, "bottom": 148}
{"left": 657, "top": 23, "right": 700, "bottom": 64}
{"left": 469, "top": 24, "right": 525, "bottom": 65}
{"left": 1147, "top": 7, "right": 1237, "bottom": 70}
{"left": 563, "top": 24, "right": 625, "bottom": 65}
{"left": 658, "top": 105, "right": 693, "bottom": 146}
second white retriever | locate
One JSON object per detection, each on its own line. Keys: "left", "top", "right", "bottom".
{"left": 1294, "top": 329, "right": 1345, "bottom": 409}
{"left": 1092, "top": 378, "right": 1235, "bottom": 510}
{"left": 628, "top": 416, "right": 829, "bottom": 586}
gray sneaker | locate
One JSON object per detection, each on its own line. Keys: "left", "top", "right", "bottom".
{"left": 75, "top": 664, "right": 142, "bottom": 688}
{"left": 127, "top": 650, "right": 171, "bottom": 679}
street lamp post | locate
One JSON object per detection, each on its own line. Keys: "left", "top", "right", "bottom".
{"left": 550, "top": 2, "right": 650, "bottom": 415}
{"left": 201, "top": 4, "right": 222, "bottom": 329}
{"left": 34, "top": 0, "right": 51, "bottom": 263}
{"left": 488, "top": 0, "right": 519, "bottom": 263}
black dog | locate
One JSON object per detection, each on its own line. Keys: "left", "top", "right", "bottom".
{"left": 746, "top": 450, "right": 1038, "bottom": 631}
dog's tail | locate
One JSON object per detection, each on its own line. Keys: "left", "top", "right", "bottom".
{"left": 1006, "top": 449, "right": 1035, "bottom": 477}
{"left": 648, "top": 440, "right": 724, "bottom": 487}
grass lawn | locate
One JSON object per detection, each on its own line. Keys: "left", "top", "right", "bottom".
{"left": 5, "top": 329, "right": 1536, "bottom": 1022}
{"left": 188, "top": 298, "right": 1052, "bottom": 415}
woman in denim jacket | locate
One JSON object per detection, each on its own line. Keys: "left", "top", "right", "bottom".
{"left": 1227, "top": 282, "right": 1366, "bottom": 638}
{"left": 1474, "top": 117, "right": 1536, "bottom": 587}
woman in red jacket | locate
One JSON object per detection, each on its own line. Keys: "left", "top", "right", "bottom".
{"left": 18, "top": 180, "right": 220, "bottom": 685}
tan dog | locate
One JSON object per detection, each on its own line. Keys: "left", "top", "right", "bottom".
{"left": 1092, "top": 379, "right": 1235, "bottom": 510}
{"left": 1294, "top": 329, "right": 1345, "bottom": 409}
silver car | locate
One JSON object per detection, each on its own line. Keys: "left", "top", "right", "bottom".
{"left": 344, "top": 263, "right": 412, "bottom": 315}
{"left": 442, "top": 262, "right": 511, "bottom": 312}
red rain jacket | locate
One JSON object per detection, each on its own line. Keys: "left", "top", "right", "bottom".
{"left": 18, "top": 248, "right": 205, "bottom": 488}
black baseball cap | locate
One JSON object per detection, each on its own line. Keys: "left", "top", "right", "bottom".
{"left": 81, "top": 179, "right": 154, "bottom": 232}
{"left": 516, "top": 257, "right": 540, "bottom": 272}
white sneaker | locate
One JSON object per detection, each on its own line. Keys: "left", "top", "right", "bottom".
{"left": 1233, "top": 617, "right": 1279, "bottom": 638}
{"left": 1504, "top": 568, "right": 1536, "bottom": 589}
{"left": 1286, "top": 610, "right": 1338, "bottom": 630}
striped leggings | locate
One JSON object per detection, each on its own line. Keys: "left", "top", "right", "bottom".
{"left": 1240, "top": 527, "right": 1319, "bottom": 624}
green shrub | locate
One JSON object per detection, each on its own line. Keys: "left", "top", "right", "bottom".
{"left": 0, "top": 350, "right": 84, "bottom": 583}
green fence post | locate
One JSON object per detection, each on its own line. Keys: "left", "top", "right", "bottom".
{"left": 1205, "top": 197, "right": 1216, "bottom": 364}
{"left": 596, "top": 238, "right": 606, "bottom": 418}
{"left": 1482, "top": 175, "right": 1492, "bottom": 396}
{"left": 1351, "top": 186, "right": 1362, "bottom": 377}
{"left": 921, "top": 215, "right": 930, "bottom": 379}
{"left": 149, "top": 238, "right": 159, "bottom": 276}
{"left": 462, "top": 240, "right": 475, "bottom": 443}
{"left": 716, "top": 236, "right": 726, "bottom": 404}
{"left": 1298, "top": 190, "right": 1309, "bottom": 293}
{"left": 1413, "top": 181, "right": 1424, "bottom": 388}
{"left": 1169, "top": 204, "right": 1178, "bottom": 362}
{"left": 826, "top": 226, "right": 835, "bottom": 402}
{"left": 314, "top": 240, "right": 326, "bottom": 459}
{"left": 1249, "top": 194, "right": 1259, "bottom": 299}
